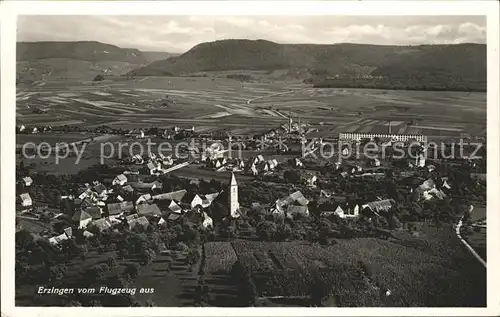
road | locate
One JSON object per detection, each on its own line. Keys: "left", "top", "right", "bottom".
{"left": 455, "top": 210, "right": 487, "bottom": 268}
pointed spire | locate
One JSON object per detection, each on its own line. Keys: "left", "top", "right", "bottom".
{"left": 230, "top": 172, "right": 237, "bottom": 186}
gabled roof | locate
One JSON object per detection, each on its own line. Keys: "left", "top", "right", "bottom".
{"left": 168, "top": 200, "right": 182, "bottom": 213}
{"left": 93, "top": 218, "right": 113, "bottom": 231}
{"left": 418, "top": 179, "right": 435, "bottom": 192}
{"left": 129, "top": 216, "right": 150, "bottom": 229}
{"left": 83, "top": 230, "right": 94, "bottom": 238}
{"left": 153, "top": 189, "right": 187, "bottom": 202}
{"left": 136, "top": 203, "right": 162, "bottom": 217}
{"left": 107, "top": 201, "right": 134, "bottom": 215}
{"left": 122, "top": 185, "right": 134, "bottom": 193}
{"left": 204, "top": 192, "right": 220, "bottom": 203}
{"left": 72, "top": 209, "right": 93, "bottom": 222}
{"left": 181, "top": 192, "right": 199, "bottom": 204}
{"left": 93, "top": 183, "right": 107, "bottom": 194}
{"left": 23, "top": 176, "right": 33, "bottom": 183}
{"left": 63, "top": 227, "right": 73, "bottom": 238}
{"left": 287, "top": 205, "right": 309, "bottom": 215}
{"left": 278, "top": 191, "right": 309, "bottom": 207}
{"left": 126, "top": 213, "right": 140, "bottom": 222}
{"left": 114, "top": 174, "right": 127, "bottom": 182}
{"left": 168, "top": 213, "right": 182, "bottom": 221}
{"left": 49, "top": 233, "right": 69, "bottom": 245}
{"left": 84, "top": 206, "right": 102, "bottom": 219}
{"left": 363, "top": 199, "right": 395, "bottom": 213}
{"left": 20, "top": 193, "right": 32, "bottom": 202}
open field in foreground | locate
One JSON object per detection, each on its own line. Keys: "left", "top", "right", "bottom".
{"left": 202, "top": 223, "right": 486, "bottom": 307}
{"left": 17, "top": 76, "right": 486, "bottom": 137}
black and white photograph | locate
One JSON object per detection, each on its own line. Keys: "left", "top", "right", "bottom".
{"left": 1, "top": 0, "right": 499, "bottom": 315}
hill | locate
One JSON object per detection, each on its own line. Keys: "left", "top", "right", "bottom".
{"left": 16, "top": 41, "right": 178, "bottom": 82}
{"left": 129, "top": 39, "right": 486, "bottom": 91}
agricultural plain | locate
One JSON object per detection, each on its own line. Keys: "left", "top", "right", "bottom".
{"left": 17, "top": 76, "right": 486, "bottom": 138}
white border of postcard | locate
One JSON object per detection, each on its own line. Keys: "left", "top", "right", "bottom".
{"left": 1, "top": 1, "right": 499, "bottom": 316}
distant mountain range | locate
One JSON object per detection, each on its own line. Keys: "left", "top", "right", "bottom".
{"left": 129, "top": 39, "right": 486, "bottom": 91}
{"left": 16, "top": 41, "right": 178, "bottom": 82}
{"left": 17, "top": 39, "right": 486, "bottom": 91}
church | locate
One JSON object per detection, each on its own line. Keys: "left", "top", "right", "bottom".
{"left": 229, "top": 172, "right": 240, "bottom": 218}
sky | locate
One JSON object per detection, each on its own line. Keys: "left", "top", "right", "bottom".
{"left": 17, "top": 15, "right": 486, "bottom": 53}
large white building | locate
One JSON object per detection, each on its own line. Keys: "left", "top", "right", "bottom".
{"left": 339, "top": 132, "right": 427, "bottom": 143}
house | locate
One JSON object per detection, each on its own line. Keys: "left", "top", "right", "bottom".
{"left": 306, "top": 174, "right": 317, "bottom": 187}
{"left": 147, "top": 161, "right": 161, "bottom": 175}
{"left": 112, "top": 174, "right": 127, "bottom": 186}
{"left": 247, "top": 164, "right": 258, "bottom": 176}
{"left": 132, "top": 154, "right": 144, "bottom": 164}
{"left": 162, "top": 199, "right": 182, "bottom": 213}
{"left": 153, "top": 189, "right": 187, "bottom": 202}
{"left": 424, "top": 188, "right": 447, "bottom": 200}
{"left": 121, "top": 185, "right": 134, "bottom": 193}
{"left": 136, "top": 203, "right": 162, "bottom": 217}
{"left": 48, "top": 233, "right": 69, "bottom": 245}
{"left": 181, "top": 193, "right": 204, "bottom": 209}
{"left": 272, "top": 191, "right": 309, "bottom": 215}
{"left": 167, "top": 213, "right": 182, "bottom": 221}
{"left": 72, "top": 209, "right": 93, "bottom": 229}
{"left": 294, "top": 158, "right": 303, "bottom": 168}
{"left": 442, "top": 180, "right": 452, "bottom": 190}
{"left": 84, "top": 206, "right": 102, "bottom": 219}
{"left": 129, "top": 216, "right": 150, "bottom": 230}
{"left": 20, "top": 193, "right": 32, "bottom": 207}
{"left": 334, "top": 205, "right": 345, "bottom": 218}
{"left": 136, "top": 193, "right": 152, "bottom": 205}
{"left": 415, "top": 154, "right": 426, "bottom": 168}
{"left": 202, "top": 212, "right": 213, "bottom": 228}
{"left": 362, "top": 199, "right": 395, "bottom": 215}
{"left": 107, "top": 201, "right": 134, "bottom": 219}
{"left": 63, "top": 227, "right": 73, "bottom": 238}
{"left": 78, "top": 188, "right": 93, "bottom": 200}
{"left": 130, "top": 180, "right": 162, "bottom": 192}
{"left": 92, "top": 218, "right": 113, "bottom": 232}
{"left": 126, "top": 213, "right": 140, "bottom": 222}
{"left": 158, "top": 217, "right": 166, "bottom": 226}
{"left": 286, "top": 205, "right": 309, "bottom": 218}
{"left": 93, "top": 184, "right": 108, "bottom": 197}
{"left": 22, "top": 176, "right": 33, "bottom": 187}
{"left": 83, "top": 230, "right": 94, "bottom": 238}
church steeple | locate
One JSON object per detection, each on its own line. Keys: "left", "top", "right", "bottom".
{"left": 229, "top": 172, "right": 239, "bottom": 218}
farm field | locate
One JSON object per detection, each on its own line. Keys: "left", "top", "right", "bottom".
{"left": 17, "top": 76, "right": 486, "bottom": 138}
{"left": 15, "top": 248, "right": 200, "bottom": 307}
{"left": 202, "top": 223, "right": 486, "bottom": 307}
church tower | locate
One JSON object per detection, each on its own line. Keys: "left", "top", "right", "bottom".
{"left": 229, "top": 172, "right": 240, "bottom": 218}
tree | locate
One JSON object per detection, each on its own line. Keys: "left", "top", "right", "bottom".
{"left": 124, "top": 263, "right": 140, "bottom": 279}
{"left": 107, "top": 256, "right": 117, "bottom": 268}
{"left": 276, "top": 223, "right": 292, "bottom": 241}
{"left": 256, "top": 221, "right": 277, "bottom": 241}
{"left": 186, "top": 248, "right": 200, "bottom": 269}
{"left": 93, "top": 74, "right": 104, "bottom": 81}
{"left": 145, "top": 299, "right": 156, "bottom": 307}
{"left": 283, "top": 170, "right": 301, "bottom": 184}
